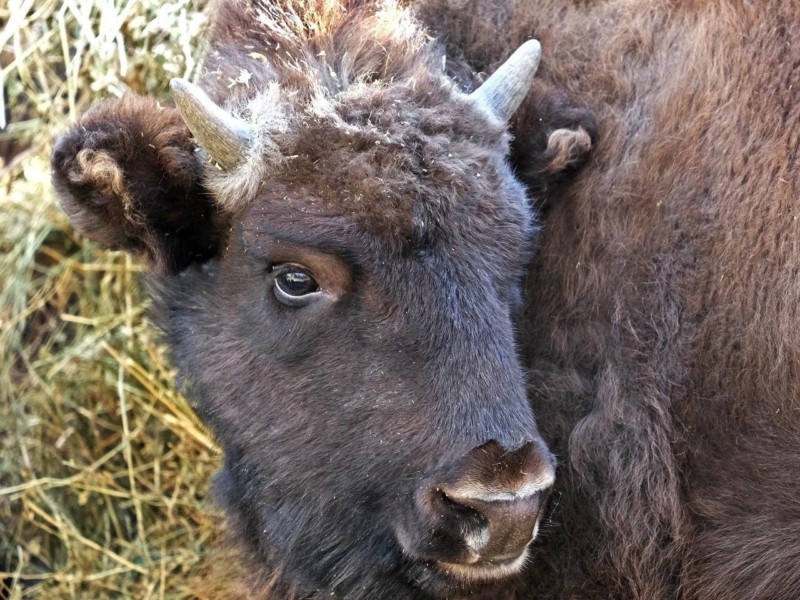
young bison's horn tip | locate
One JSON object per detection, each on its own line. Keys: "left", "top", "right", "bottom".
{"left": 170, "top": 77, "right": 254, "bottom": 171}
{"left": 470, "top": 39, "right": 542, "bottom": 122}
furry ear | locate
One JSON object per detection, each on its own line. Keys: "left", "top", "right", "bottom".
{"left": 509, "top": 81, "right": 598, "bottom": 207}
{"left": 51, "top": 93, "right": 226, "bottom": 274}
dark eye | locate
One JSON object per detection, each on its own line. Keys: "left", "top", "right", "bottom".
{"left": 273, "top": 265, "right": 320, "bottom": 306}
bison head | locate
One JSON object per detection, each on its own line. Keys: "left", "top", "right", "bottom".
{"left": 52, "top": 35, "right": 561, "bottom": 599}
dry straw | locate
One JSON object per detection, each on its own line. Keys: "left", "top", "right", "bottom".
{"left": 0, "top": 0, "right": 247, "bottom": 597}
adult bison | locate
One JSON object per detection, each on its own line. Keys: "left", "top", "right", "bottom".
{"left": 51, "top": 0, "right": 800, "bottom": 599}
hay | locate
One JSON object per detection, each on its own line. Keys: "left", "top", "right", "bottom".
{"left": 0, "top": 0, "right": 236, "bottom": 597}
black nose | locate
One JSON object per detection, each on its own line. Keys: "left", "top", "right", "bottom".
{"left": 397, "top": 441, "right": 555, "bottom": 579}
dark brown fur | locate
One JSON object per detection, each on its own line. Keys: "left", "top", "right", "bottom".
{"left": 51, "top": 95, "right": 225, "bottom": 273}
{"left": 50, "top": 0, "right": 800, "bottom": 598}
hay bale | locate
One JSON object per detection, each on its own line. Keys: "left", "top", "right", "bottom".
{"left": 0, "top": 0, "right": 236, "bottom": 597}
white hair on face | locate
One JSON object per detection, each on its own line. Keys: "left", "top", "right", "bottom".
{"left": 202, "top": 82, "right": 291, "bottom": 211}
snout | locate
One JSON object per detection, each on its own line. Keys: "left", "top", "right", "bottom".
{"left": 396, "top": 440, "right": 555, "bottom": 581}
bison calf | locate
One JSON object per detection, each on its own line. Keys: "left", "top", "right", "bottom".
{"left": 51, "top": 1, "right": 595, "bottom": 598}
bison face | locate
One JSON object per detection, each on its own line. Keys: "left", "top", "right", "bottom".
{"left": 152, "top": 125, "right": 555, "bottom": 596}
{"left": 49, "top": 39, "right": 587, "bottom": 599}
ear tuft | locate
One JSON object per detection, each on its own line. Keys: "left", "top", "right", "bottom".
{"left": 52, "top": 93, "right": 226, "bottom": 273}
{"left": 543, "top": 126, "right": 594, "bottom": 174}
{"left": 71, "top": 147, "right": 140, "bottom": 221}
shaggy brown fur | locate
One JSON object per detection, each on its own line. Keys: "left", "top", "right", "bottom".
{"left": 50, "top": 0, "right": 800, "bottom": 598}
{"left": 416, "top": 0, "right": 800, "bottom": 598}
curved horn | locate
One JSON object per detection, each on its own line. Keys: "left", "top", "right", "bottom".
{"left": 469, "top": 39, "right": 542, "bottom": 121}
{"left": 170, "top": 78, "right": 254, "bottom": 170}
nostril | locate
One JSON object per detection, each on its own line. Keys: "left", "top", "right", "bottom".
{"left": 434, "top": 488, "right": 490, "bottom": 552}
{"left": 443, "top": 491, "right": 545, "bottom": 561}
{"left": 436, "top": 488, "right": 484, "bottom": 518}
